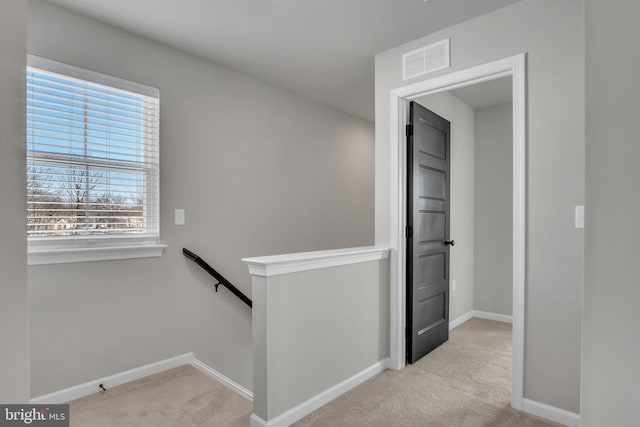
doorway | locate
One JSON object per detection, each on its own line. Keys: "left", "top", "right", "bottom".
{"left": 388, "top": 54, "right": 526, "bottom": 410}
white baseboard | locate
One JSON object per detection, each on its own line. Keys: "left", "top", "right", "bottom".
{"left": 450, "top": 310, "right": 474, "bottom": 330}
{"left": 473, "top": 310, "right": 513, "bottom": 324}
{"left": 522, "top": 398, "right": 580, "bottom": 427}
{"left": 31, "top": 353, "right": 253, "bottom": 406}
{"left": 30, "top": 353, "right": 195, "bottom": 404}
{"left": 192, "top": 358, "right": 252, "bottom": 401}
{"left": 449, "top": 310, "right": 512, "bottom": 331}
{"left": 251, "top": 358, "right": 389, "bottom": 427}
{"left": 250, "top": 414, "right": 269, "bottom": 427}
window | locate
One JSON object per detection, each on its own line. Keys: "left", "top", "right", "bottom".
{"left": 26, "top": 56, "right": 164, "bottom": 264}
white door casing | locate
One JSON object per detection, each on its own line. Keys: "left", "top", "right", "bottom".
{"left": 386, "top": 53, "right": 526, "bottom": 410}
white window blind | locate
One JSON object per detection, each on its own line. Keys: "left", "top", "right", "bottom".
{"left": 26, "top": 56, "right": 160, "bottom": 245}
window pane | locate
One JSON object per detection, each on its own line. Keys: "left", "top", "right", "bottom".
{"left": 27, "top": 161, "right": 146, "bottom": 237}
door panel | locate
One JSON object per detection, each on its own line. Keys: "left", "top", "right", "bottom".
{"left": 407, "top": 101, "right": 451, "bottom": 364}
{"left": 417, "top": 122, "right": 447, "bottom": 160}
{"left": 418, "top": 167, "right": 446, "bottom": 200}
{"left": 416, "top": 293, "right": 446, "bottom": 333}
{"left": 418, "top": 211, "right": 446, "bottom": 242}
{"left": 419, "top": 253, "right": 446, "bottom": 286}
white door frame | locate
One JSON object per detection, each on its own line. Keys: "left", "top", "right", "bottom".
{"left": 387, "top": 53, "right": 526, "bottom": 410}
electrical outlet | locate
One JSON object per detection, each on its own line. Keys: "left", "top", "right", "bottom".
{"left": 452, "top": 279, "right": 457, "bottom": 292}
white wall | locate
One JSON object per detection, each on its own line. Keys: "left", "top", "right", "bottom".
{"left": 375, "top": 0, "right": 584, "bottom": 412}
{"left": 414, "top": 92, "right": 475, "bottom": 321}
{"left": 582, "top": 1, "right": 640, "bottom": 425}
{"left": 251, "top": 258, "right": 389, "bottom": 421}
{"left": 0, "top": 0, "right": 30, "bottom": 403}
{"left": 474, "top": 103, "right": 512, "bottom": 316}
{"left": 27, "top": 0, "right": 374, "bottom": 397}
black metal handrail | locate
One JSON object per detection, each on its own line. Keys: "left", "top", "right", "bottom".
{"left": 183, "top": 248, "right": 252, "bottom": 308}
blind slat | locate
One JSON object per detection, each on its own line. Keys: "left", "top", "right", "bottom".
{"left": 27, "top": 102, "right": 158, "bottom": 127}
{"left": 28, "top": 155, "right": 158, "bottom": 172}
{"left": 27, "top": 78, "right": 159, "bottom": 111}
{"left": 27, "top": 139, "right": 157, "bottom": 160}
{"left": 26, "top": 135, "right": 157, "bottom": 154}
{"left": 26, "top": 88, "right": 158, "bottom": 117}
{"left": 27, "top": 76, "right": 159, "bottom": 107}
{"left": 28, "top": 113, "right": 158, "bottom": 138}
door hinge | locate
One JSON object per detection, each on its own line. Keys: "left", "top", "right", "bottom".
{"left": 405, "top": 225, "right": 413, "bottom": 239}
{"left": 406, "top": 124, "right": 413, "bottom": 137}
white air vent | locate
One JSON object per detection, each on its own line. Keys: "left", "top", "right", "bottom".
{"left": 402, "top": 39, "right": 450, "bottom": 80}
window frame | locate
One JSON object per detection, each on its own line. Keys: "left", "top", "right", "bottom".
{"left": 26, "top": 55, "right": 165, "bottom": 265}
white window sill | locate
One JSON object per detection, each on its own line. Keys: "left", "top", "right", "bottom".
{"left": 28, "top": 243, "right": 167, "bottom": 266}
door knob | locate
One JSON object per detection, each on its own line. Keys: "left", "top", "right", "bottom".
{"left": 444, "top": 240, "right": 455, "bottom": 246}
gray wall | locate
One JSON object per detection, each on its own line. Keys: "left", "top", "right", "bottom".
{"left": 0, "top": 0, "right": 30, "bottom": 403}
{"left": 375, "top": 0, "right": 584, "bottom": 412}
{"left": 474, "top": 103, "right": 512, "bottom": 316}
{"left": 28, "top": 0, "right": 374, "bottom": 397}
{"left": 414, "top": 92, "right": 475, "bottom": 321}
{"left": 582, "top": 1, "right": 640, "bottom": 425}
{"left": 252, "top": 259, "right": 389, "bottom": 420}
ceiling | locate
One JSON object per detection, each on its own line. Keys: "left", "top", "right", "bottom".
{"left": 451, "top": 76, "right": 512, "bottom": 109}
{"left": 44, "top": 0, "right": 522, "bottom": 122}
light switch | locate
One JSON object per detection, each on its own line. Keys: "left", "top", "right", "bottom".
{"left": 452, "top": 279, "right": 457, "bottom": 293}
{"left": 575, "top": 205, "right": 584, "bottom": 229}
{"left": 175, "top": 209, "right": 185, "bottom": 226}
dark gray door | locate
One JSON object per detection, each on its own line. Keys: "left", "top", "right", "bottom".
{"left": 406, "top": 101, "right": 452, "bottom": 364}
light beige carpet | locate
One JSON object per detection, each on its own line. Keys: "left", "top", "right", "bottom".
{"left": 69, "top": 365, "right": 252, "bottom": 427}
{"left": 295, "top": 318, "right": 561, "bottom": 427}
{"left": 69, "top": 318, "right": 561, "bottom": 427}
